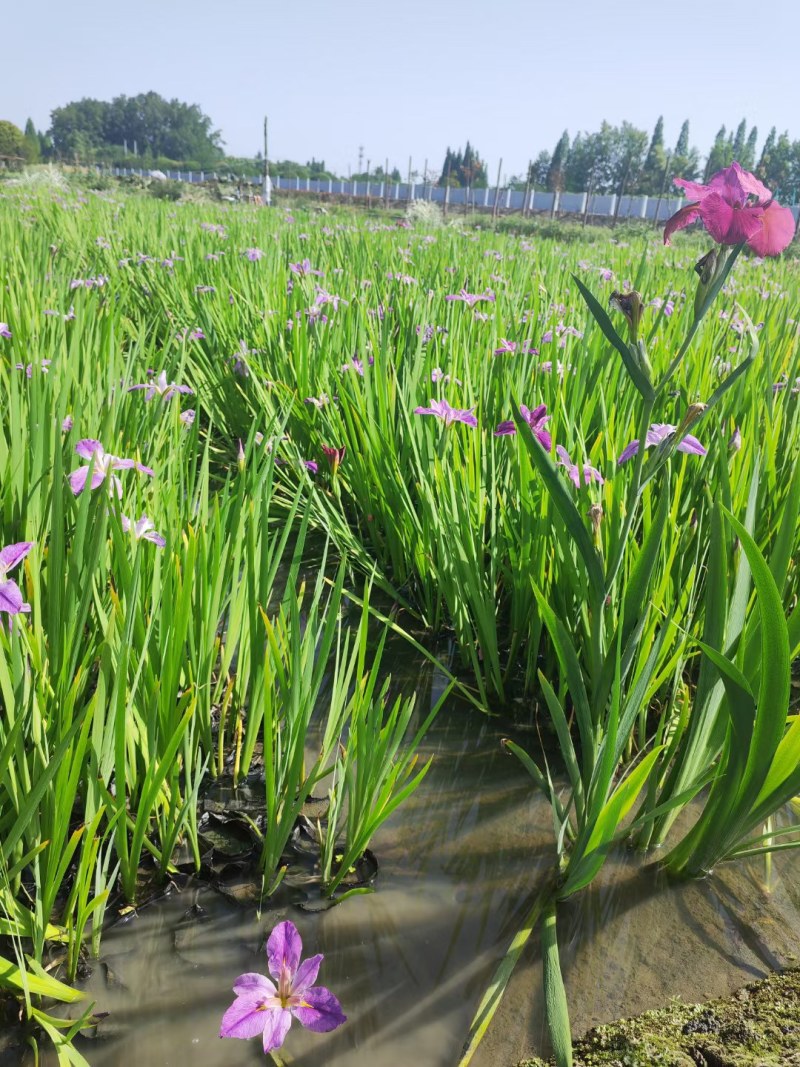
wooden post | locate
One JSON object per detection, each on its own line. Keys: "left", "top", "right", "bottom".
{"left": 653, "top": 151, "right": 672, "bottom": 227}
{"left": 583, "top": 181, "right": 593, "bottom": 227}
{"left": 522, "top": 160, "right": 532, "bottom": 218}
{"left": 492, "top": 158, "right": 503, "bottom": 223}
{"left": 612, "top": 161, "right": 630, "bottom": 229}
{"left": 262, "top": 117, "right": 271, "bottom": 205}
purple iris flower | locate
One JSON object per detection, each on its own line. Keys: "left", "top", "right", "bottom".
{"left": 494, "top": 404, "right": 552, "bottom": 450}
{"left": 290, "top": 258, "right": 323, "bottom": 277}
{"left": 617, "top": 423, "right": 707, "bottom": 465}
{"left": 556, "top": 446, "right": 604, "bottom": 488}
{"left": 180, "top": 409, "right": 196, "bottom": 428}
{"left": 128, "top": 370, "right": 193, "bottom": 402}
{"left": 220, "top": 921, "right": 345, "bottom": 1055}
{"left": 244, "top": 248, "right": 264, "bottom": 261}
{"left": 414, "top": 399, "right": 477, "bottom": 428}
{"left": 494, "top": 339, "right": 518, "bottom": 355}
{"left": 0, "top": 323, "right": 11, "bottom": 339}
{"left": 445, "top": 288, "right": 496, "bottom": 307}
{"left": 0, "top": 542, "right": 33, "bottom": 616}
{"left": 69, "top": 440, "right": 154, "bottom": 497}
{"left": 120, "top": 514, "right": 166, "bottom": 548}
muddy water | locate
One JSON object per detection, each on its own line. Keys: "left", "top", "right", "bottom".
{"left": 27, "top": 694, "right": 800, "bottom": 1066}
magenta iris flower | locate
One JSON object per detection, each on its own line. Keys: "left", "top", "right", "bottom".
{"left": 0, "top": 542, "right": 33, "bottom": 616}
{"left": 69, "top": 440, "right": 154, "bottom": 497}
{"left": 120, "top": 514, "right": 166, "bottom": 548}
{"left": 128, "top": 370, "right": 193, "bottom": 402}
{"left": 414, "top": 399, "right": 477, "bottom": 427}
{"left": 556, "top": 446, "right": 604, "bottom": 488}
{"left": 617, "top": 423, "right": 706, "bottom": 465}
{"left": 494, "top": 404, "right": 552, "bottom": 450}
{"left": 220, "top": 920, "right": 346, "bottom": 1055}
{"left": 664, "top": 162, "right": 795, "bottom": 256}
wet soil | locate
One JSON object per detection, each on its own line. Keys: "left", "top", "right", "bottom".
{"left": 519, "top": 967, "right": 800, "bottom": 1066}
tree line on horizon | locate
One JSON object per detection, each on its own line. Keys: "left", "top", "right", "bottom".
{"left": 3, "top": 98, "right": 800, "bottom": 200}
{"left": 530, "top": 117, "right": 799, "bottom": 199}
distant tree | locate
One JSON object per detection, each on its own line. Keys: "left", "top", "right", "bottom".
{"left": 757, "top": 127, "right": 777, "bottom": 179}
{"left": 531, "top": 150, "right": 551, "bottom": 187}
{"left": 639, "top": 115, "right": 666, "bottom": 193}
{"left": 23, "top": 118, "right": 40, "bottom": 162}
{"left": 0, "top": 120, "right": 29, "bottom": 161}
{"left": 546, "top": 130, "right": 570, "bottom": 192}
{"left": 742, "top": 125, "right": 758, "bottom": 170}
{"left": 563, "top": 121, "right": 647, "bottom": 194}
{"left": 759, "top": 132, "right": 794, "bottom": 194}
{"left": 704, "top": 125, "right": 732, "bottom": 179}
{"left": 731, "top": 118, "right": 748, "bottom": 163}
{"left": 671, "top": 119, "right": 700, "bottom": 185}
{"left": 437, "top": 142, "right": 487, "bottom": 187}
{"left": 48, "top": 93, "right": 223, "bottom": 165}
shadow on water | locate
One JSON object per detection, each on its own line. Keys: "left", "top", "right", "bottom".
{"left": 17, "top": 670, "right": 800, "bottom": 1067}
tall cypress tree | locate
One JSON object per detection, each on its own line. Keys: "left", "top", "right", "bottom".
{"left": 732, "top": 119, "right": 747, "bottom": 162}
{"left": 546, "top": 130, "right": 570, "bottom": 192}
{"left": 641, "top": 115, "right": 666, "bottom": 193}
{"left": 742, "top": 126, "right": 758, "bottom": 170}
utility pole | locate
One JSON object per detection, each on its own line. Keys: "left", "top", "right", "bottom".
{"left": 358, "top": 145, "right": 364, "bottom": 174}
{"left": 263, "top": 116, "right": 271, "bottom": 205}
{"left": 523, "top": 159, "right": 532, "bottom": 218}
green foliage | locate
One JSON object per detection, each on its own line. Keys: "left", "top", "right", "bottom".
{"left": 0, "top": 120, "right": 29, "bottom": 161}
{"left": 48, "top": 92, "right": 223, "bottom": 165}
{"left": 438, "top": 141, "right": 487, "bottom": 187}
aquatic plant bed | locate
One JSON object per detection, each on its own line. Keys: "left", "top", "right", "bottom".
{"left": 518, "top": 968, "right": 800, "bottom": 1067}
{"left": 1, "top": 165, "right": 800, "bottom": 1065}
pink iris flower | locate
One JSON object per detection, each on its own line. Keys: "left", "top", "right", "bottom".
{"left": 69, "top": 440, "right": 154, "bottom": 497}
{"left": 220, "top": 920, "right": 346, "bottom": 1055}
{"left": 0, "top": 542, "right": 33, "bottom": 616}
{"left": 617, "top": 423, "right": 706, "bottom": 465}
{"left": 494, "top": 404, "right": 552, "bottom": 450}
{"left": 414, "top": 399, "right": 478, "bottom": 427}
{"left": 556, "top": 446, "right": 604, "bottom": 488}
{"left": 664, "top": 161, "right": 796, "bottom": 257}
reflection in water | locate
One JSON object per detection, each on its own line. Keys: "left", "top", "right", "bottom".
{"left": 22, "top": 685, "right": 800, "bottom": 1067}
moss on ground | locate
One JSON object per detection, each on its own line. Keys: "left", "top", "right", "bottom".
{"left": 518, "top": 968, "right": 800, "bottom": 1067}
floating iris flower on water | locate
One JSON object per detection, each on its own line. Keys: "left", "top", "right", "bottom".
{"left": 0, "top": 542, "right": 32, "bottom": 616}
{"left": 494, "top": 404, "right": 552, "bottom": 450}
{"left": 128, "top": 370, "right": 193, "bottom": 402}
{"left": 617, "top": 423, "right": 706, "bottom": 465}
{"left": 69, "top": 440, "right": 154, "bottom": 497}
{"left": 414, "top": 399, "right": 477, "bottom": 427}
{"left": 664, "top": 162, "right": 795, "bottom": 256}
{"left": 556, "top": 446, "right": 604, "bottom": 488}
{"left": 220, "top": 920, "right": 346, "bottom": 1055}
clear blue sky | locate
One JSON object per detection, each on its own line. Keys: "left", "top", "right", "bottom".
{"left": 3, "top": 0, "right": 798, "bottom": 178}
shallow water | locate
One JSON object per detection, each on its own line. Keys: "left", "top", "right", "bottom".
{"left": 20, "top": 691, "right": 800, "bottom": 1067}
